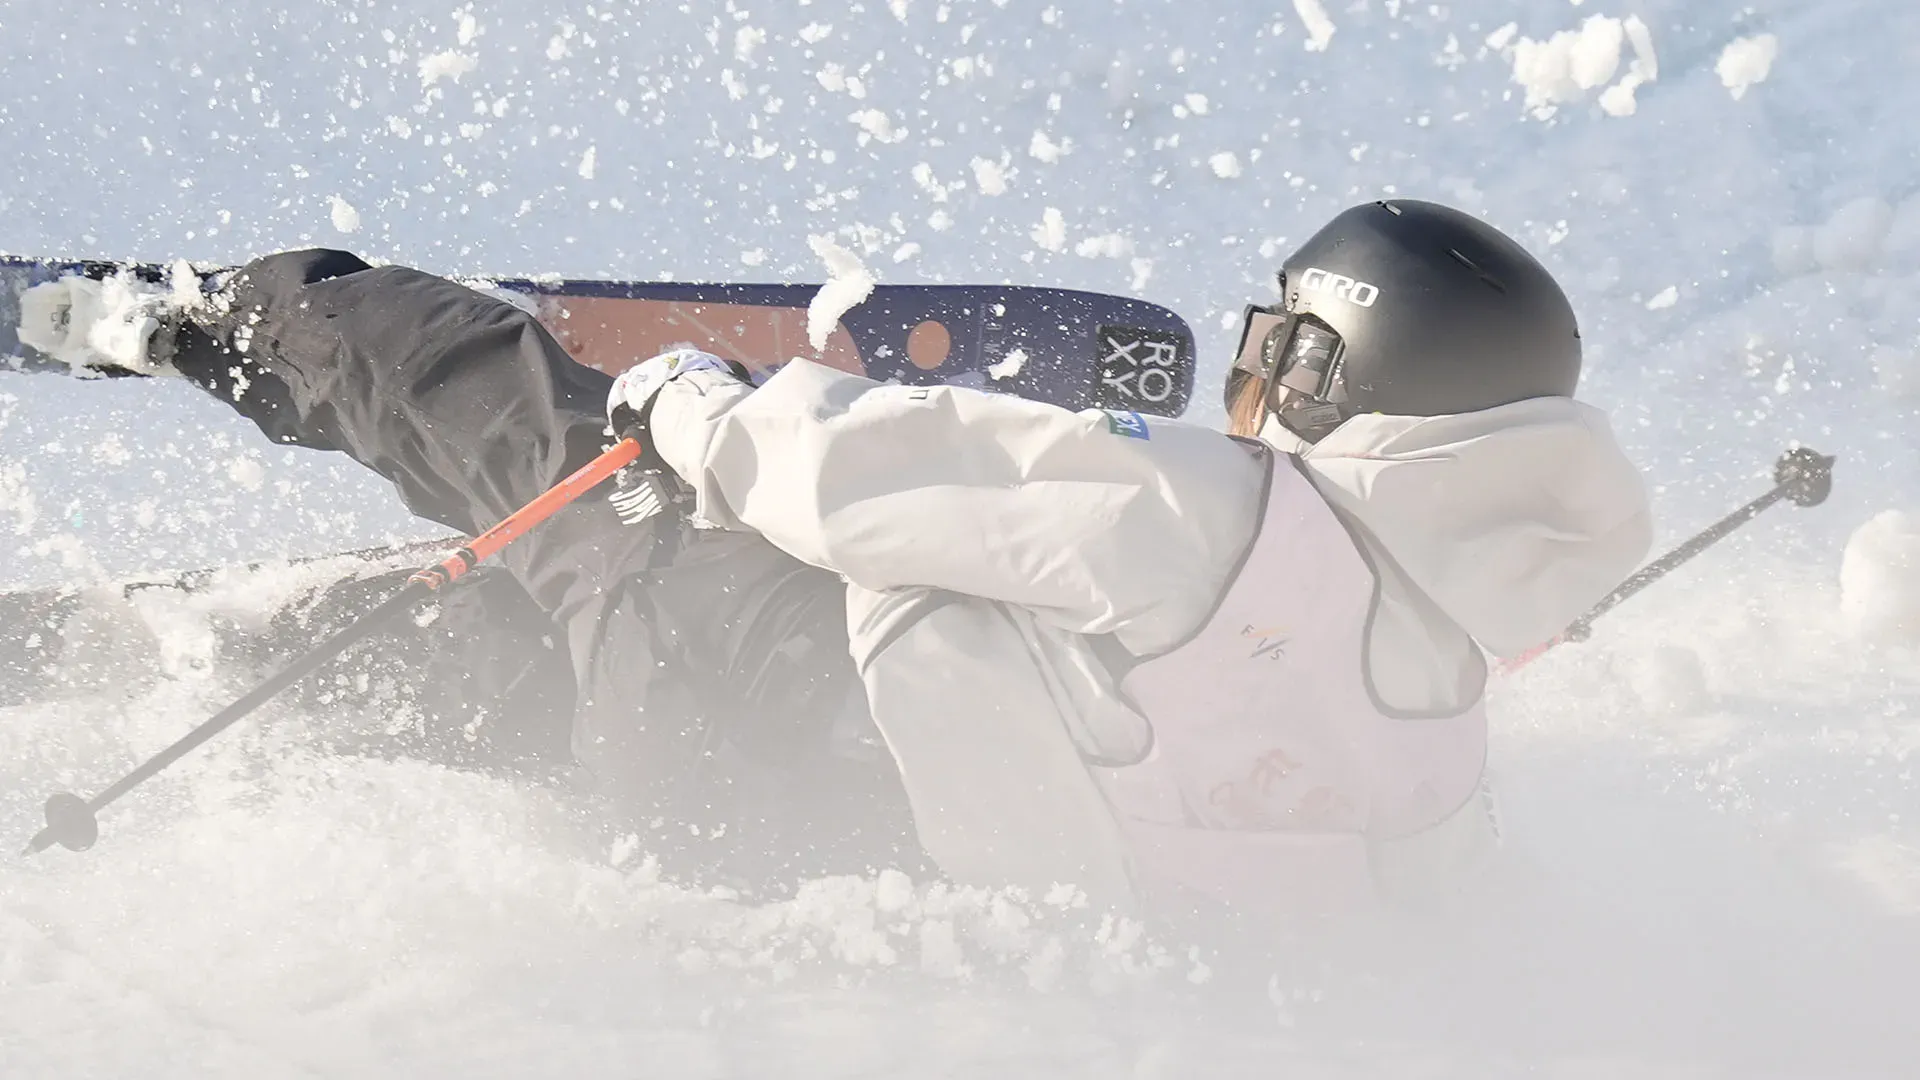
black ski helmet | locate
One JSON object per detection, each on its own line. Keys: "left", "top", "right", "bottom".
{"left": 1229, "top": 199, "right": 1581, "bottom": 442}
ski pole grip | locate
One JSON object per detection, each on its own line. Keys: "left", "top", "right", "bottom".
{"left": 408, "top": 437, "right": 646, "bottom": 589}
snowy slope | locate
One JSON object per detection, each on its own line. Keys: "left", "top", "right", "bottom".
{"left": 5, "top": 0, "right": 1920, "bottom": 1075}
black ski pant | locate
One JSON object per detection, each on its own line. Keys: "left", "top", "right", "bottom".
{"left": 166, "top": 249, "right": 912, "bottom": 879}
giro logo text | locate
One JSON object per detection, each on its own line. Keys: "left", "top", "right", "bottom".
{"left": 1298, "top": 267, "right": 1381, "bottom": 308}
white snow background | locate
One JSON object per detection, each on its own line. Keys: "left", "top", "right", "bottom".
{"left": 4, "top": 0, "right": 1920, "bottom": 1076}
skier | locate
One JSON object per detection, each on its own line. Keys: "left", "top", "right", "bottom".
{"left": 20, "top": 198, "right": 1650, "bottom": 917}
{"left": 601, "top": 199, "right": 1653, "bottom": 913}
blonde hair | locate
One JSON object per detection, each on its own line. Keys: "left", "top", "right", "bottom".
{"left": 1226, "top": 373, "right": 1271, "bottom": 438}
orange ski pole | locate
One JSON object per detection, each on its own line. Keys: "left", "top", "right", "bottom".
{"left": 408, "top": 437, "right": 644, "bottom": 589}
{"left": 25, "top": 437, "right": 645, "bottom": 855}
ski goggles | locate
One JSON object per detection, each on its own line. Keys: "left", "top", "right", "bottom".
{"left": 1226, "top": 303, "right": 1349, "bottom": 427}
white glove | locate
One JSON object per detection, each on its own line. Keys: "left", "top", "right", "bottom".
{"left": 604, "top": 347, "right": 747, "bottom": 435}
{"left": 16, "top": 273, "right": 182, "bottom": 376}
{"left": 603, "top": 348, "right": 749, "bottom": 528}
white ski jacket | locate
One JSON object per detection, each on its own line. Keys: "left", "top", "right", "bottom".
{"left": 645, "top": 358, "right": 1651, "bottom": 911}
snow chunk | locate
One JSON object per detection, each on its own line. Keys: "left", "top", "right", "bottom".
{"left": 1596, "top": 81, "right": 1642, "bottom": 118}
{"left": 1187, "top": 947, "right": 1214, "bottom": 985}
{"left": 1717, "top": 34, "right": 1778, "bottom": 100}
{"left": 1292, "top": 0, "right": 1335, "bottom": 51}
{"left": 327, "top": 194, "right": 361, "bottom": 234}
{"left": 970, "top": 156, "right": 1008, "bottom": 196}
{"left": 1209, "top": 151, "right": 1243, "bottom": 179}
{"left": 850, "top": 108, "right": 904, "bottom": 143}
{"left": 1075, "top": 233, "right": 1133, "bottom": 259}
{"left": 1645, "top": 285, "right": 1678, "bottom": 310}
{"left": 1029, "top": 130, "right": 1068, "bottom": 163}
{"left": 166, "top": 259, "right": 208, "bottom": 314}
{"left": 1510, "top": 15, "right": 1632, "bottom": 117}
{"left": 1031, "top": 207, "right": 1067, "bottom": 252}
{"left": 1842, "top": 511, "right": 1920, "bottom": 644}
{"left": 987, "top": 349, "right": 1027, "bottom": 380}
{"left": 1623, "top": 19, "right": 1660, "bottom": 81}
{"left": 1504, "top": 14, "right": 1657, "bottom": 119}
{"left": 733, "top": 26, "right": 766, "bottom": 63}
{"left": 1566, "top": 17, "right": 1625, "bottom": 88}
{"left": 226, "top": 456, "right": 265, "bottom": 493}
{"left": 1130, "top": 257, "right": 1154, "bottom": 291}
{"left": 910, "top": 161, "right": 945, "bottom": 200}
{"left": 577, "top": 145, "right": 597, "bottom": 180}
{"left": 806, "top": 235, "right": 876, "bottom": 352}
{"left": 875, "top": 868, "right": 915, "bottom": 912}
{"left": 418, "top": 50, "right": 477, "bottom": 88}
{"left": 1043, "top": 883, "right": 1087, "bottom": 908}
{"left": 818, "top": 63, "right": 865, "bottom": 98}
{"left": 1597, "top": 16, "right": 1659, "bottom": 116}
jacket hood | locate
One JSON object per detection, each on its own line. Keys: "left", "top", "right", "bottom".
{"left": 1264, "top": 396, "right": 1653, "bottom": 659}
